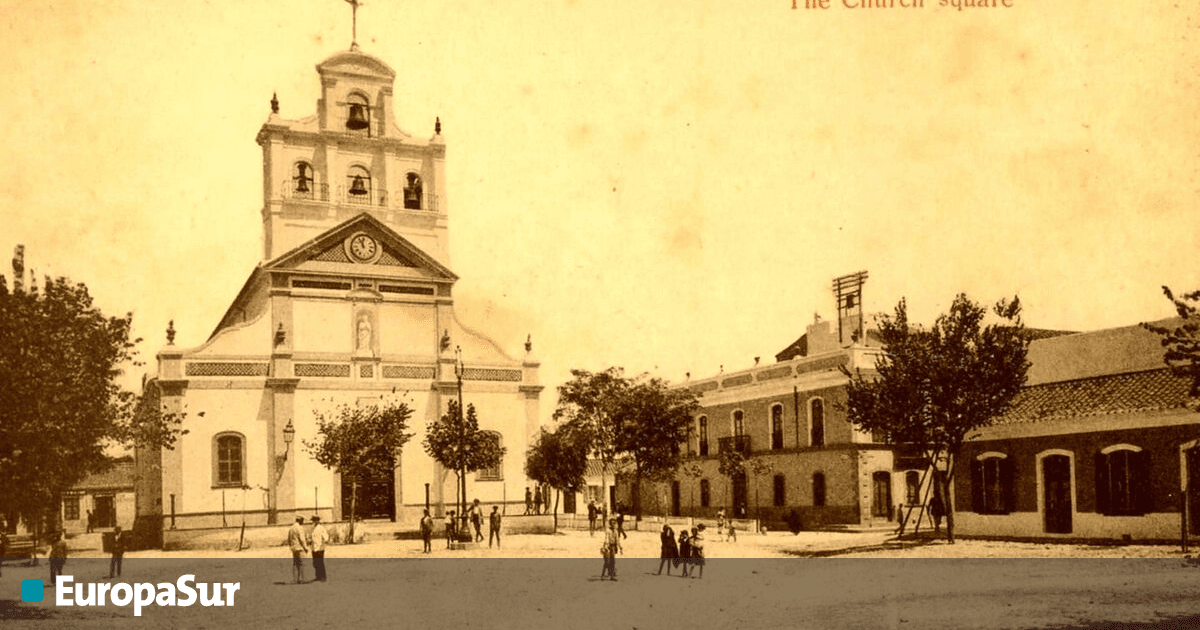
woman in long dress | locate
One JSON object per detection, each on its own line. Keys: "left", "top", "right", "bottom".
{"left": 690, "top": 525, "right": 706, "bottom": 579}
{"left": 676, "top": 529, "right": 692, "bottom": 577}
{"left": 655, "top": 525, "right": 678, "bottom": 575}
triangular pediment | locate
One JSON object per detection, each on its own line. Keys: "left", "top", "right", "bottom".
{"left": 264, "top": 213, "right": 457, "bottom": 282}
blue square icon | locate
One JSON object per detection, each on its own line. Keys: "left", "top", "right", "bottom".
{"left": 21, "top": 579, "right": 44, "bottom": 603}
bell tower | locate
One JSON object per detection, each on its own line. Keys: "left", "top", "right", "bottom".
{"left": 256, "top": 46, "right": 449, "bottom": 264}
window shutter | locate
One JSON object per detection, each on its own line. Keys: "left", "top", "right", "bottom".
{"left": 1001, "top": 457, "right": 1016, "bottom": 514}
{"left": 1133, "top": 450, "right": 1152, "bottom": 515}
{"left": 1094, "top": 452, "right": 1110, "bottom": 516}
{"left": 970, "top": 459, "right": 984, "bottom": 513}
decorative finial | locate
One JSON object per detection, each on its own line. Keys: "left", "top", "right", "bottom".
{"left": 435, "top": 117, "right": 442, "bottom": 135}
{"left": 754, "top": 356, "right": 760, "bottom": 366}
{"left": 275, "top": 322, "right": 286, "bottom": 346}
{"left": 345, "top": 0, "right": 363, "bottom": 51}
{"left": 440, "top": 329, "right": 451, "bottom": 352}
{"left": 270, "top": 92, "right": 279, "bottom": 114}
{"left": 167, "top": 320, "right": 176, "bottom": 345}
{"left": 525, "top": 334, "right": 532, "bottom": 353}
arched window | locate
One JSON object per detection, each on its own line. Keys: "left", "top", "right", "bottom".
{"left": 773, "top": 474, "right": 786, "bottom": 507}
{"left": 293, "top": 162, "right": 314, "bottom": 198}
{"left": 403, "top": 172, "right": 423, "bottom": 210}
{"left": 700, "top": 479, "right": 711, "bottom": 508}
{"left": 809, "top": 398, "right": 825, "bottom": 447}
{"left": 346, "top": 165, "right": 372, "bottom": 204}
{"left": 732, "top": 410, "right": 745, "bottom": 436}
{"left": 698, "top": 416, "right": 708, "bottom": 456}
{"left": 971, "top": 452, "right": 1015, "bottom": 514}
{"left": 770, "top": 404, "right": 784, "bottom": 450}
{"left": 212, "top": 432, "right": 246, "bottom": 487}
{"left": 476, "top": 431, "right": 503, "bottom": 481}
{"left": 812, "top": 472, "right": 826, "bottom": 507}
{"left": 1095, "top": 445, "right": 1148, "bottom": 516}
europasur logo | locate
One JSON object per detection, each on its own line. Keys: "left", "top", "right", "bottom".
{"left": 21, "top": 575, "right": 240, "bottom": 616}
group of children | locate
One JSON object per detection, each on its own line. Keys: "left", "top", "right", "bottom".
{"left": 653, "top": 523, "right": 706, "bottom": 579}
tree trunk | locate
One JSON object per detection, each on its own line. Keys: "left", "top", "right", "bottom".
{"left": 349, "top": 479, "right": 358, "bottom": 544}
{"left": 633, "top": 464, "right": 642, "bottom": 520}
{"left": 553, "top": 489, "right": 559, "bottom": 534}
{"left": 943, "top": 459, "right": 957, "bottom": 545}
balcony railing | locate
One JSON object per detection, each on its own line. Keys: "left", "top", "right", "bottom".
{"left": 719, "top": 435, "right": 751, "bottom": 455}
{"left": 281, "top": 182, "right": 331, "bottom": 202}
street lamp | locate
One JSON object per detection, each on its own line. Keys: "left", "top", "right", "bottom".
{"left": 276, "top": 419, "right": 295, "bottom": 480}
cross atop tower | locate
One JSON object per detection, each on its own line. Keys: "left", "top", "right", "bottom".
{"left": 345, "top": 0, "right": 363, "bottom": 51}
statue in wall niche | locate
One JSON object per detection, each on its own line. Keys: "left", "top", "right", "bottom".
{"left": 356, "top": 313, "right": 373, "bottom": 354}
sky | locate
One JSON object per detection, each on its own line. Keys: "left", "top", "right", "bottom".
{"left": 2, "top": 0, "right": 1198, "bottom": 408}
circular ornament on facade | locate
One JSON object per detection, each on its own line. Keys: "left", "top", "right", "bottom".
{"left": 346, "top": 232, "right": 380, "bottom": 263}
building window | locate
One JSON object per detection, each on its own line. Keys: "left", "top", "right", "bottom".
{"left": 1095, "top": 446, "right": 1149, "bottom": 516}
{"left": 812, "top": 472, "right": 826, "bottom": 507}
{"left": 970, "top": 453, "right": 1015, "bottom": 514}
{"left": 476, "top": 431, "right": 503, "bottom": 481}
{"left": 63, "top": 496, "right": 80, "bottom": 521}
{"left": 403, "top": 172, "right": 423, "bottom": 209}
{"left": 698, "top": 416, "right": 708, "bottom": 456}
{"left": 700, "top": 479, "right": 711, "bottom": 508}
{"left": 809, "top": 398, "right": 825, "bottom": 447}
{"left": 732, "top": 410, "right": 745, "bottom": 436}
{"left": 773, "top": 474, "right": 786, "bottom": 507}
{"left": 213, "top": 432, "right": 246, "bottom": 487}
{"left": 905, "top": 470, "right": 921, "bottom": 506}
{"left": 770, "top": 404, "right": 784, "bottom": 450}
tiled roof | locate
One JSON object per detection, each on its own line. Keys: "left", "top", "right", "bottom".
{"left": 70, "top": 462, "right": 135, "bottom": 492}
{"left": 993, "top": 368, "right": 1195, "bottom": 426}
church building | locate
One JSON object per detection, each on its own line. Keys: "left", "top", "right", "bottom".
{"left": 133, "top": 40, "right": 542, "bottom": 547}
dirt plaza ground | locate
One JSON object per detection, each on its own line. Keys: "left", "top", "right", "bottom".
{"left": 4, "top": 528, "right": 1200, "bottom": 629}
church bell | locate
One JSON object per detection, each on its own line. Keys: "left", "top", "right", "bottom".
{"left": 346, "top": 103, "right": 370, "bottom": 130}
{"left": 349, "top": 175, "right": 369, "bottom": 196}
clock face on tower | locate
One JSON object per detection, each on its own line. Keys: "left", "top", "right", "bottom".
{"left": 348, "top": 233, "right": 378, "bottom": 262}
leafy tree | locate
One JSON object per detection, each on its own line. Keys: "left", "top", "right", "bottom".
{"left": 841, "top": 294, "right": 1029, "bottom": 543}
{"left": 746, "top": 457, "right": 775, "bottom": 522}
{"left": 679, "top": 461, "right": 703, "bottom": 513}
{"left": 303, "top": 398, "right": 414, "bottom": 543}
{"left": 423, "top": 399, "right": 505, "bottom": 528}
{"left": 0, "top": 254, "right": 182, "bottom": 539}
{"left": 1143, "top": 286, "right": 1200, "bottom": 404}
{"left": 613, "top": 377, "right": 698, "bottom": 518}
{"left": 553, "top": 368, "right": 631, "bottom": 514}
{"left": 717, "top": 448, "right": 747, "bottom": 515}
{"left": 525, "top": 424, "right": 588, "bottom": 532}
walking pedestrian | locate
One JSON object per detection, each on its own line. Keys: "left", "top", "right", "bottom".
{"left": 716, "top": 508, "right": 725, "bottom": 534}
{"left": 690, "top": 525, "right": 706, "bottom": 579}
{"left": 677, "top": 529, "right": 691, "bottom": 577}
{"left": 534, "top": 486, "right": 543, "bottom": 515}
{"left": 49, "top": 532, "right": 67, "bottom": 586}
{"left": 420, "top": 509, "right": 434, "bottom": 553}
{"left": 86, "top": 510, "right": 95, "bottom": 534}
{"left": 309, "top": 515, "right": 328, "bottom": 582}
{"left": 108, "top": 525, "right": 126, "bottom": 579}
{"left": 469, "top": 499, "right": 484, "bottom": 542}
{"left": 524, "top": 488, "right": 533, "bottom": 515}
{"left": 445, "top": 511, "right": 456, "bottom": 549}
{"left": 587, "top": 501, "right": 598, "bottom": 536}
{"left": 489, "top": 506, "right": 502, "bottom": 549}
{"left": 600, "top": 518, "right": 621, "bottom": 581}
{"left": 616, "top": 510, "right": 627, "bottom": 539}
{"left": 655, "top": 525, "right": 677, "bottom": 575}
{"left": 930, "top": 492, "right": 946, "bottom": 533}
{"left": 726, "top": 518, "right": 737, "bottom": 543}
{"left": 287, "top": 516, "right": 308, "bottom": 583}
